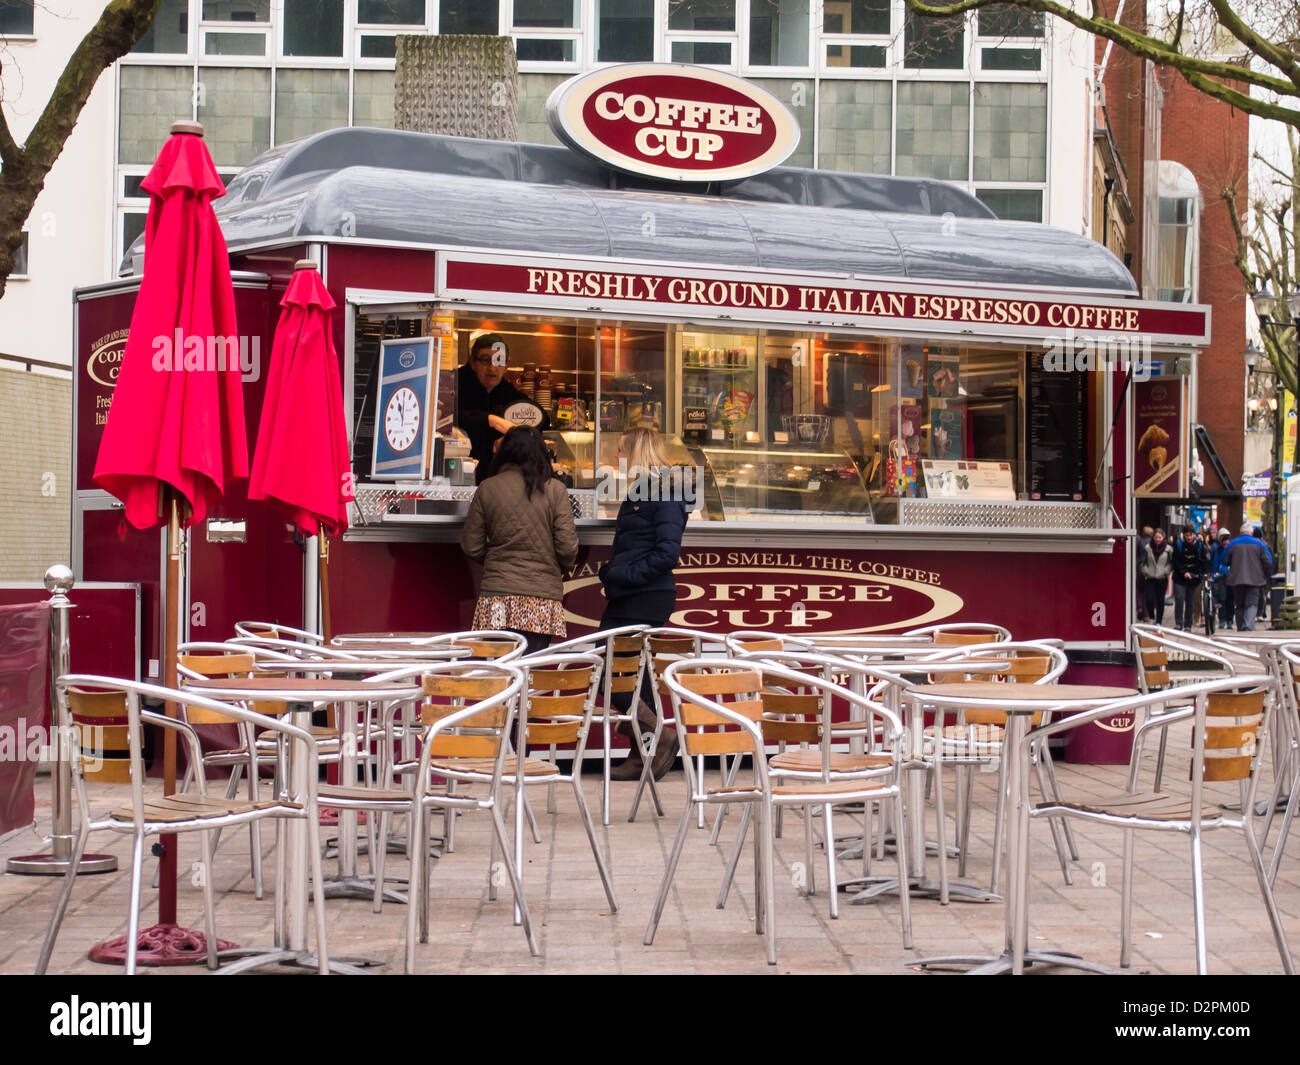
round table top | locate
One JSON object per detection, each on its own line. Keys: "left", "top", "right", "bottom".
{"left": 185, "top": 676, "right": 423, "bottom": 701}
{"left": 1216, "top": 631, "right": 1300, "bottom": 644}
{"left": 312, "top": 642, "right": 467, "bottom": 656}
{"left": 906, "top": 682, "right": 1137, "bottom": 709}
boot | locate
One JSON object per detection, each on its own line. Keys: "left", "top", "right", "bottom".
{"left": 649, "top": 730, "right": 679, "bottom": 781}
{"left": 609, "top": 743, "right": 644, "bottom": 780}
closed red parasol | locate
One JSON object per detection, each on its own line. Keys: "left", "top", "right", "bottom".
{"left": 249, "top": 260, "right": 353, "bottom": 639}
{"left": 94, "top": 121, "right": 247, "bottom": 529}
{"left": 89, "top": 120, "right": 247, "bottom": 966}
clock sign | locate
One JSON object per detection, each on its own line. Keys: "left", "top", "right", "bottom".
{"left": 384, "top": 386, "right": 421, "bottom": 451}
{"left": 372, "top": 338, "right": 436, "bottom": 480}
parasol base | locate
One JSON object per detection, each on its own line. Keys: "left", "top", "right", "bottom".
{"left": 6, "top": 852, "right": 117, "bottom": 876}
{"left": 89, "top": 923, "right": 238, "bottom": 966}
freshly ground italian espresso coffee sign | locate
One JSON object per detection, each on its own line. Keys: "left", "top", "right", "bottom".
{"left": 547, "top": 64, "right": 800, "bottom": 182}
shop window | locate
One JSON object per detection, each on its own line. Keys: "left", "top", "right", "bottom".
{"left": 12, "top": 232, "right": 28, "bottom": 277}
{"left": 1158, "top": 196, "right": 1197, "bottom": 303}
{"left": 974, "top": 187, "right": 1043, "bottom": 222}
{"left": 903, "top": 8, "right": 965, "bottom": 69}
{"left": 196, "top": 67, "right": 271, "bottom": 166}
{"left": 359, "top": 0, "right": 426, "bottom": 23}
{"left": 359, "top": 35, "right": 398, "bottom": 58}
{"left": 120, "top": 212, "right": 146, "bottom": 266}
{"left": 817, "top": 79, "right": 891, "bottom": 173}
{"left": 130, "top": 0, "right": 189, "bottom": 53}
{"left": 118, "top": 66, "right": 194, "bottom": 165}
{"left": 895, "top": 81, "right": 970, "bottom": 182}
{"left": 973, "top": 83, "right": 1047, "bottom": 183}
{"left": 515, "top": 0, "right": 578, "bottom": 27}
{"left": 0, "top": 0, "right": 33, "bottom": 35}
{"left": 203, "top": 1, "right": 269, "bottom": 20}
{"left": 977, "top": 3, "right": 1044, "bottom": 38}
{"left": 439, "top": 0, "right": 498, "bottom": 32}
{"left": 274, "top": 69, "right": 348, "bottom": 145}
{"left": 283, "top": 0, "right": 344, "bottom": 56}
{"left": 354, "top": 69, "right": 396, "bottom": 126}
{"left": 823, "top": 0, "right": 889, "bottom": 36}
{"left": 669, "top": 0, "right": 735, "bottom": 32}
{"left": 597, "top": 0, "right": 654, "bottom": 62}
{"left": 516, "top": 38, "right": 577, "bottom": 62}
{"left": 748, "top": 0, "right": 809, "bottom": 67}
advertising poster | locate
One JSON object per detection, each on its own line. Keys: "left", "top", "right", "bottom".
{"left": 930, "top": 407, "right": 962, "bottom": 459}
{"left": 1133, "top": 378, "right": 1187, "bottom": 497}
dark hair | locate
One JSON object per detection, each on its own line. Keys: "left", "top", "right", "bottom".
{"left": 489, "top": 426, "right": 553, "bottom": 498}
{"left": 471, "top": 333, "right": 507, "bottom": 359}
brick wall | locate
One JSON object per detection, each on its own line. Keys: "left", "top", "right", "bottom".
{"left": 0, "top": 369, "right": 71, "bottom": 580}
{"left": 1158, "top": 68, "right": 1250, "bottom": 528}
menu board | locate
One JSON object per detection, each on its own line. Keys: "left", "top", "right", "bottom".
{"left": 1027, "top": 352, "right": 1087, "bottom": 500}
{"left": 922, "top": 460, "right": 1016, "bottom": 500}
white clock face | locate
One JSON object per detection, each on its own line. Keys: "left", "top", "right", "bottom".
{"left": 384, "top": 386, "right": 421, "bottom": 453}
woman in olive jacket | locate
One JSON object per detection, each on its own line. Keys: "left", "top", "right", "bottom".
{"left": 461, "top": 427, "right": 579, "bottom": 655}
{"left": 598, "top": 428, "right": 688, "bottom": 779}
{"left": 1139, "top": 527, "right": 1174, "bottom": 626}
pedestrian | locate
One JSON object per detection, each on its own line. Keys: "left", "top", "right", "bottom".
{"left": 598, "top": 427, "right": 688, "bottom": 781}
{"left": 1224, "top": 521, "right": 1274, "bottom": 632}
{"left": 460, "top": 426, "right": 578, "bottom": 656}
{"left": 1135, "top": 525, "right": 1154, "bottom": 622}
{"left": 1210, "top": 529, "right": 1233, "bottom": 630}
{"left": 1170, "top": 525, "right": 1208, "bottom": 631}
{"left": 1139, "top": 528, "right": 1173, "bottom": 625}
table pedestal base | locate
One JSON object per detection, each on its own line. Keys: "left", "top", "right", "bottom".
{"left": 841, "top": 875, "right": 999, "bottom": 903}
{"left": 215, "top": 947, "right": 381, "bottom": 976}
{"left": 914, "top": 948, "right": 1121, "bottom": 975}
{"left": 89, "top": 923, "right": 236, "bottom": 966}
{"left": 317, "top": 876, "right": 408, "bottom": 903}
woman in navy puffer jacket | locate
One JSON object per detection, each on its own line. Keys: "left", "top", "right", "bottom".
{"left": 599, "top": 428, "right": 687, "bottom": 780}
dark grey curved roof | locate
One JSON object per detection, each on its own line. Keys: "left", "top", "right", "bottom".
{"left": 128, "top": 127, "right": 1138, "bottom": 294}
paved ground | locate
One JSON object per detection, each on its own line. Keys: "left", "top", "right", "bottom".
{"left": 3, "top": 729, "right": 1297, "bottom": 976}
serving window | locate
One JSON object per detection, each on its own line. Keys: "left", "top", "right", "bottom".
{"left": 351, "top": 304, "right": 1093, "bottom": 527}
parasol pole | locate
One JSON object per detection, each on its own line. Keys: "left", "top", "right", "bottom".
{"left": 159, "top": 489, "right": 182, "bottom": 925}
{"left": 319, "top": 533, "right": 333, "bottom": 644}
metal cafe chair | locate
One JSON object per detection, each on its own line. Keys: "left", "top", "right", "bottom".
{"left": 1264, "top": 644, "right": 1300, "bottom": 884}
{"left": 645, "top": 658, "right": 911, "bottom": 965}
{"left": 638, "top": 627, "right": 717, "bottom": 825}
{"left": 918, "top": 642, "right": 1071, "bottom": 894}
{"left": 36, "top": 676, "right": 329, "bottom": 975}
{"left": 314, "top": 662, "right": 536, "bottom": 967}
{"left": 504, "top": 652, "right": 618, "bottom": 916}
{"left": 545, "top": 624, "right": 649, "bottom": 825}
{"left": 1131, "top": 623, "right": 1239, "bottom": 792}
{"left": 233, "top": 620, "right": 324, "bottom": 645}
{"left": 1025, "top": 674, "right": 1294, "bottom": 974}
{"left": 905, "top": 622, "right": 1012, "bottom": 646}
{"left": 722, "top": 630, "right": 816, "bottom": 654}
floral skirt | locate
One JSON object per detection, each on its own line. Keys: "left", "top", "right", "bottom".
{"left": 472, "top": 594, "right": 567, "bottom": 638}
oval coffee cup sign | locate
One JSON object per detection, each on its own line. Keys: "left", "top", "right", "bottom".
{"left": 503, "top": 402, "right": 544, "bottom": 427}
{"left": 547, "top": 63, "right": 800, "bottom": 183}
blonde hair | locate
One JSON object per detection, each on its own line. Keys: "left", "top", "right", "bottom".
{"left": 620, "top": 427, "right": 671, "bottom": 474}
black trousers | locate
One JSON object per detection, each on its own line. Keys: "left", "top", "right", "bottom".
{"left": 598, "top": 589, "right": 677, "bottom": 712}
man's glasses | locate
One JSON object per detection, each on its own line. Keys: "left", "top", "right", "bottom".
{"left": 471, "top": 353, "right": 501, "bottom": 366}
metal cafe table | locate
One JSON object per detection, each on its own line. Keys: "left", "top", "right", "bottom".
{"left": 904, "top": 682, "right": 1136, "bottom": 974}
{"left": 184, "top": 676, "right": 422, "bottom": 974}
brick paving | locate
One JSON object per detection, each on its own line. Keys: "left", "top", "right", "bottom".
{"left": 3, "top": 729, "right": 1297, "bottom": 976}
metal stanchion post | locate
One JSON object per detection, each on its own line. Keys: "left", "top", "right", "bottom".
{"left": 6, "top": 565, "right": 117, "bottom": 876}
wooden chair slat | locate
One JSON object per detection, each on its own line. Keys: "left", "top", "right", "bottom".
{"left": 676, "top": 670, "right": 760, "bottom": 696}
{"left": 762, "top": 720, "right": 820, "bottom": 743}
{"left": 423, "top": 675, "right": 510, "bottom": 698}
{"left": 682, "top": 731, "right": 753, "bottom": 756}
{"left": 180, "top": 653, "right": 256, "bottom": 676}
{"left": 761, "top": 692, "right": 822, "bottom": 715}
{"left": 528, "top": 668, "right": 593, "bottom": 690}
{"left": 528, "top": 721, "right": 579, "bottom": 745}
{"left": 528, "top": 693, "right": 587, "bottom": 717}
{"left": 67, "top": 688, "right": 128, "bottom": 720}
{"left": 429, "top": 734, "right": 500, "bottom": 758}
